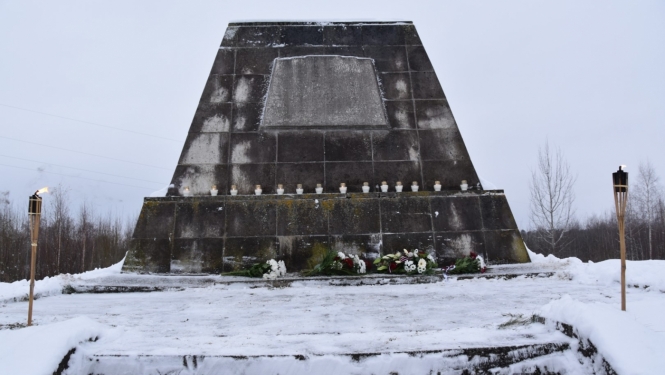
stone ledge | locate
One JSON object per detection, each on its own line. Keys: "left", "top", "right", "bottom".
{"left": 73, "top": 342, "right": 570, "bottom": 375}
{"left": 69, "top": 267, "right": 556, "bottom": 293}
{"left": 228, "top": 21, "right": 414, "bottom": 26}
{"left": 146, "top": 189, "right": 505, "bottom": 202}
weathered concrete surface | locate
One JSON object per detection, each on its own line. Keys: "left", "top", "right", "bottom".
{"left": 123, "top": 191, "right": 529, "bottom": 274}
{"left": 124, "top": 21, "right": 529, "bottom": 274}
{"left": 262, "top": 56, "right": 388, "bottom": 128}
{"left": 166, "top": 21, "right": 481, "bottom": 197}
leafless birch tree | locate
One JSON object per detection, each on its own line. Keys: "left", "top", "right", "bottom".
{"left": 529, "top": 141, "right": 577, "bottom": 253}
{"left": 50, "top": 185, "right": 70, "bottom": 274}
{"left": 632, "top": 161, "right": 662, "bottom": 259}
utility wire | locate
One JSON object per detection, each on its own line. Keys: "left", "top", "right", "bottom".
{"left": 0, "top": 154, "right": 165, "bottom": 185}
{"left": 0, "top": 135, "right": 172, "bottom": 171}
{"left": 0, "top": 103, "right": 181, "bottom": 142}
{"left": 0, "top": 163, "right": 159, "bottom": 191}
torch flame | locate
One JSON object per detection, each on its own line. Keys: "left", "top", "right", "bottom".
{"left": 36, "top": 187, "right": 49, "bottom": 195}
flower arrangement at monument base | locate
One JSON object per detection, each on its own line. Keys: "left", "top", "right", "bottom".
{"left": 444, "top": 252, "right": 487, "bottom": 275}
{"left": 374, "top": 249, "right": 437, "bottom": 275}
{"left": 307, "top": 251, "right": 371, "bottom": 276}
{"left": 222, "top": 259, "right": 286, "bottom": 279}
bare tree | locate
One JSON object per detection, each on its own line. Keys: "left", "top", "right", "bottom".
{"left": 529, "top": 141, "right": 577, "bottom": 254}
{"left": 0, "top": 191, "right": 9, "bottom": 206}
{"left": 50, "top": 185, "right": 70, "bottom": 274}
{"left": 632, "top": 161, "right": 662, "bottom": 259}
{"left": 79, "top": 202, "right": 91, "bottom": 273}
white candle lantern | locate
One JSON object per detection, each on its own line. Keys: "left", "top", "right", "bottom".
{"left": 380, "top": 181, "right": 389, "bottom": 193}
{"left": 296, "top": 184, "right": 304, "bottom": 194}
{"left": 183, "top": 187, "right": 192, "bottom": 197}
{"left": 230, "top": 185, "right": 238, "bottom": 196}
{"left": 255, "top": 185, "right": 262, "bottom": 195}
{"left": 315, "top": 183, "right": 323, "bottom": 194}
{"left": 339, "top": 183, "right": 347, "bottom": 194}
{"left": 277, "top": 184, "right": 284, "bottom": 195}
{"left": 362, "top": 182, "right": 370, "bottom": 193}
{"left": 460, "top": 180, "right": 468, "bottom": 191}
{"left": 434, "top": 181, "right": 442, "bottom": 192}
{"left": 411, "top": 181, "right": 419, "bottom": 192}
{"left": 210, "top": 185, "right": 218, "bottom": 196}
{"left": 395, "top": 181, "right": 403, "bottom": 193}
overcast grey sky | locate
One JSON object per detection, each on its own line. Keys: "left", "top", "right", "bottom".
{"left": 1, "top": 0, "right": 663, "bottom": 229}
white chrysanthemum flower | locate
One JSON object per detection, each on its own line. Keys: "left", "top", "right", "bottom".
{"left": 477, "top": 255, "right": 486, "bottom": 269}
{"left": 267, "top": 259, "right": 278, "bottom": 272}
{"left": 418, "top": 258, "right": 426, "bottom": 268}
{"left": 418, "top": 267, "right": 426, "bottom": 274}
{"left": 412, "top": 264, "right": 417, "bottom": 271}
{"left": 338, "top": 252, "right": 346, "bottom": 259}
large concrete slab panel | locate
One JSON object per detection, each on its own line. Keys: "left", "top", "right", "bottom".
{"left": 262, "top": 56, "right": 388, "bottom": 128}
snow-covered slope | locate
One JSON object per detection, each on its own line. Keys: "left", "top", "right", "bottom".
{"left": 0, "top": 251, "right": 663, "bottom": 374}
{"left": 0, "top": 254, "right": 126, "bottom": 304}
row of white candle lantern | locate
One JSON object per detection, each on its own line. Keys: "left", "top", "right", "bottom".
{"left": 187, "top": 180, "right": 472, "bottom": 196}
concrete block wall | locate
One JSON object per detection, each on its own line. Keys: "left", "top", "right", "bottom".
{"left": 124, "top": 191, "right": 529, "bottom": 273}
{"left": 123, "top": 21, "right": 530, "bottom": 274}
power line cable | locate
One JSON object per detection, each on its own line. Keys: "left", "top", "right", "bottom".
{"left": 0, "top": 103, "right": 181, "bottom": 142}
{"left": 0, "top": 154, "right": 165, "bottom": 185}
{"left": 0, "top": 135, "right": 172, "bottom": 171}
{"left": 0, "top": 163, "right": 160, "bottom": 191}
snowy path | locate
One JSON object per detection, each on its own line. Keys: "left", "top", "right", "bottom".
{"left": 1, "top": 253, "right": 664, "bottom": 374}
{"left": 2, "top": 276, "right": 577, "bottom": 356}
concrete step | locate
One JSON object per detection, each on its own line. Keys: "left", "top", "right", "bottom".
{"left": 66, "top": 342, "right": 570, "bottom": 375}
{"left": 66, "top": 264, "right": 557, "bottom": 294}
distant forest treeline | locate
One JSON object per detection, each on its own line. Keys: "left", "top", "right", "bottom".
{"left": 0, "top": 187, "right": 133, "bottom": 283}
{"left": 522, "top": 207, "right": 665, "bottom": 262}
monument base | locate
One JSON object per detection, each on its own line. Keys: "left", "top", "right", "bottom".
{"left": 123, "top": 190, "right": 529, "bottom": 274}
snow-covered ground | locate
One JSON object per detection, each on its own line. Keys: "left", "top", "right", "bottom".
{"left": 1, "top": 250, "right": 664, "bottom": 374}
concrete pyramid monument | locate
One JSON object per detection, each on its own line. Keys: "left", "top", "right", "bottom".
{"left": 123, "top": 21, "right": 529, "bottom": 273}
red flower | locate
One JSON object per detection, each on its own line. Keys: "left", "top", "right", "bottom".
{"left": 343, "top": 258, "right": 354, "bottom": 269}
{"left": 389, "top": 262, "right": 398, "bottom": 271}
{"left": 333, "top": 256, "right": 340, "bottom": 261}
{"left": 364, "top": 260, "right": 372, "bottom": 271}
{"left": 470, "top": 252, "right": 477, "bottom": 259}
{"left": 481, "top": 267, "right": 487, "bottom": 273}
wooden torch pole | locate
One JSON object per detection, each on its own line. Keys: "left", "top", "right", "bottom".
{"left": 28, "top": 215, "right": 39, "bottom": 325}
{"left": 614, "top": 193, "right": 626, "bottom": 311}
{"left": 28, "top": 194, "right": 42, "bottom": 326}
{"left": 613, "top": 167, "right": 628, "bottom": 312}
